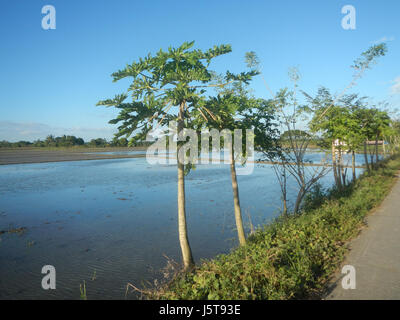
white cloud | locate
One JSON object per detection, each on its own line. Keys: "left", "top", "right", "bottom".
{"left": 371, "top": 36, "right": 395, "bottom": 44}
{"left": 390, "top": 77, "right": 400, "bottom": 95}
{"left": 0, "top": 121, "right": 117, "bottom": 142}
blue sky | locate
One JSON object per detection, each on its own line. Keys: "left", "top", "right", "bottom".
{"left": 0, "top": 0, "right": 399, "bottom": 142}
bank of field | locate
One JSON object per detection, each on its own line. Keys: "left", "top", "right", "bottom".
{"left": 148, "top": 154, "right": 400, "bottom": 300}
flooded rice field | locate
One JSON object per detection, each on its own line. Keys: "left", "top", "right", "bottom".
{"left": 0, "top": 152, "right": 366, "bottom": 299}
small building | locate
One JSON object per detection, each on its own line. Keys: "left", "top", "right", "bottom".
{"left": 333, "top": 139, "right": 347, "bottom": 147}
{"left": 366, "top": 140, "right": 384, "bottom": 145}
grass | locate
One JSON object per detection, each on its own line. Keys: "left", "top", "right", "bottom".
{"left": 145, "top": 154, "right": 400, "bottom": 300}
{"left": 80, "top": 281, "right": 87, "bottom": 300}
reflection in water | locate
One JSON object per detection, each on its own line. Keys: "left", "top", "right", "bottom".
{"left": 0, "top": 153, "right": 366, "bottom": 299}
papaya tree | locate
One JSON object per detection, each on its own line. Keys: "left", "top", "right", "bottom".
{"left": 97, "top": 41, "right": 251, "bottom": 270}
{"left": 192, "top": 84, "right": 258, "bottom": 245}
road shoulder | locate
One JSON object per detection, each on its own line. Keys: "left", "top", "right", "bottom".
{"left": 325, "top": 174, "right": 400, "bottom": 299}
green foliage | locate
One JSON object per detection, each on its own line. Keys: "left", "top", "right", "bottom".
{"left": 306, "top": 87, "right": 391, "bottom": 152}
{"left": 0, "top": 135, "right": 86, "bottom": 148}
{"left": 352, "top": 43, "right": 387, "bottom": 71}
{"left": 0, "top": 140, "right": 32, "bottom": 148}
{"left": 301, "top": 183, "right": 328, "bottom": 212}
{"left": 280, "top": 130, "right": 310, "bottom": 140}
{"left": 241, "top": 98, "right": 281, "bottom": 160}
{"left": 245, "top": 51, "right": 260, "bottom": 71}
{"left": 88, "top": 138, "right": 108, "bottom": 147}
{"left": 97, "top": 41, "right": 257, "bottom": 147}
{"left": 149, "top": 155, "right": 400, "bottom": 300}
{"left": 0, "top": 135, "right": 155, "bottom": 149}
{"left": 357, "top": 107, "right": 391, "bottom": 141}
{"left": 97, "top": 41, "right": 259, "bottom": 269}
{"left": 307, "top": 88, "right": 357, "bottom": 143}
{"left": 110, "top": 137, "right": 128, "bottom": 147}
{"left": 303, "top": 43, "right": 388, "bottom": 153}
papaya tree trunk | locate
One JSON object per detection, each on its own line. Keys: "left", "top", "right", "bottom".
{"left": 352, "top": 150, "right": 356, "bottom": 182}
{"left": 230, "top": 143, "right": 246, "bottom": 246}
{"left": 370, "top": 152, "right": 374, "bottom": 169}
{"left": 332, "top": 141, "right": 341, "bottom": 189}
{"left": 364, "top": 140, "right": 370, "bottom": 173}
{"left": 338, "top": 148, "right": 346, "bottom": 187}
{"left": 375, "top": 133, "right": 379, "bottom": 165}
{"left": 177, "top": 101, "right": 194, "bottom": 270}
{"left": 382, "top": 138, "right": 386, "bottom": 157}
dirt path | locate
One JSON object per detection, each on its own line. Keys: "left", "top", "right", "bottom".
{"left": 325, "top": 175, "right": 400, "bottom": 299}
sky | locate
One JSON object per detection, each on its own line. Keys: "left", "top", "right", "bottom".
{"left": 0, "top": 0, "right": 399, "bottom": 142}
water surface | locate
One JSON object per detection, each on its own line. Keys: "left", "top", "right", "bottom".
{"left": 0, "top": 153, "right": 366, "bottom": 299}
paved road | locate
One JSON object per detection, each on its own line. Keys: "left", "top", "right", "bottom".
{"left": 325, "top": 175, "right": 400, "bottom": 299}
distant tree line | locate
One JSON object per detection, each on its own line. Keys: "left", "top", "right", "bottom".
{"left": 0, "top": 134, "right": 152, "bottom": 148}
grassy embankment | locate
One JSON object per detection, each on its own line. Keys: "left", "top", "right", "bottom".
{"left": 148, "top": 154, "right": 400, "bottom": 300}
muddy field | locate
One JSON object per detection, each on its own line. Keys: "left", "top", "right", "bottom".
{"left": 0, "top": 148, "right": 147, "bottom": 165}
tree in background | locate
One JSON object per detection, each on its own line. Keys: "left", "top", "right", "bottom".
{"left": 88, "top": 138, "right": 108, "bottom": 147}
{"left": 342, "top": 100, "right": 365, "bottom": 182}
{"left": 0, "top": 135, "right": 86, "bottom": 148}
{"left": 371, "top": 108, "right": 391, "bottom": 166}
{"left": 245, "top": 53, "right": 330, "bottom": 215}
{"left": 275, "top": 84, "right": 331, "bottom": 214}
{"left": 306, "top": 89, "right": 368, "bottom": 186}
{"left": 354, "top": 106, "right": 390, "bottom": 171}
{"left": 304, "top": 43, "right": 387, "bottom": 184}
{"left": 384, "top": 119, "right": 400, "bottom": 155}
{"left": 111, "top": 137, "right": 128, "bottom": 147}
